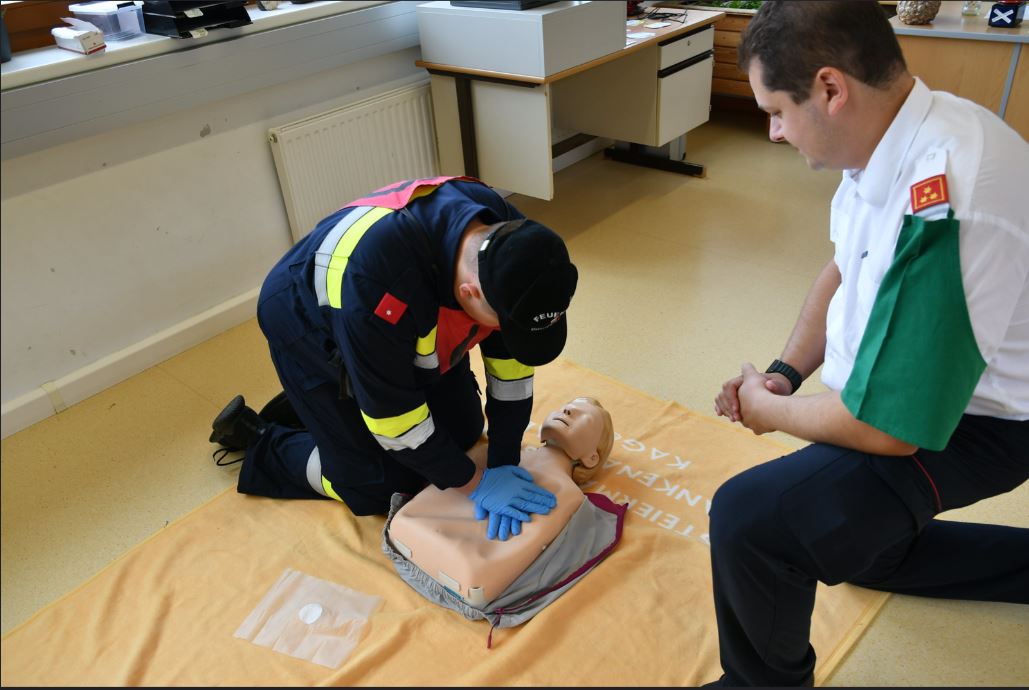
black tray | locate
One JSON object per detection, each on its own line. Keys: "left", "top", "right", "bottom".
{"left": 141, "top": 0, "right": 245, "bottom": 16}
{"left": 142, "top": 2, "right": 250, "bottom": 38}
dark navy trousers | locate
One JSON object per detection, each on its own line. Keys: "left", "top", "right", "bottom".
{"left": 238, "top": 354, "right": 483, "bottom": 515}
{"left": 237, "top": 335, "right": 484, "bottom": 516}
{"left": 708, "top": 414, "right": 1029, "bottom": 686}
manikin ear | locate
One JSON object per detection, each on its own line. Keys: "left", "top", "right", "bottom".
{"left": 579, "top": 449, "right": 601, "bottom": 469}
{"left": 814, "top": 66, "right": 848, "bottom": 117}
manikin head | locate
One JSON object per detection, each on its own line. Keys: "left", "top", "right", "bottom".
{"left": 539, "top": 397, "right": 615, "bottom": 485}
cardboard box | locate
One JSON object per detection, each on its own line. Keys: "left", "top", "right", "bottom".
{"left": 51, "top": 18, "right": 107, "bottom": 55}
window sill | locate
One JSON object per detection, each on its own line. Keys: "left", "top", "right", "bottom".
{"left": 0, "top": 1, "right": 388, "bottom": 91}
{"left": 0, "top": 0, "right": 419, "bottom": 159}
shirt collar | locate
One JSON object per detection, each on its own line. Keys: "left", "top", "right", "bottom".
{"left": 849, "top": 77, "right": 932, "bottom": 207}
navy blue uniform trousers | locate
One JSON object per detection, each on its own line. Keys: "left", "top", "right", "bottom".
{"left": 237, "top": 344, "right": 485, "bottom": 517}
{"left": 708, "top": 414, "right": 1029, "bottom": 686}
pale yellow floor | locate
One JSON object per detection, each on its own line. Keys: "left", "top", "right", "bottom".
{"left": 2, "top": 111, "right": 1027, "bottom": 685}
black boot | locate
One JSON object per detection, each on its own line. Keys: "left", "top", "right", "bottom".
{"left": 209, "top": 394, "right": 267, "bottom": 453}
{"left": 258, "top": 390, "right": 304, "bottom": 430}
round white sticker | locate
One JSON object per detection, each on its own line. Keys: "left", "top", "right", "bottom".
{"left": 298, "top": 602, "right": 323, "bottom": 624}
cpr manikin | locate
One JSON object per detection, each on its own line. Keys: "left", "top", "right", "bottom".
{"left": 385, "top": 398, "right": 616, "bottom": 610}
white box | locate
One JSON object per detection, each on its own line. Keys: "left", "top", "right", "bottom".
{"left": 68, "top": 1, "right": 144, "bottom": 41}
{"left": 416, "top": 1, "right": 626, "bottom": 78}
{"left": 51, "top": 18, "right": 107, "bottom": 55}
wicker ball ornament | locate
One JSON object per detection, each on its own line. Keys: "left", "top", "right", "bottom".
{"left": 896, "top": 0, "right": 943, "bottom": 24}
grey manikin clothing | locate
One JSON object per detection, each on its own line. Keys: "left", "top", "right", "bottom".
{"left": 382, "top": 492, "right": 626, "bottom": 629}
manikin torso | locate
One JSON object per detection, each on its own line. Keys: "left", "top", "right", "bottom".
{"left": 387, "top": 440, "right": 585, "bottom": 608}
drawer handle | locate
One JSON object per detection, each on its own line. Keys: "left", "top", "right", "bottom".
{"left": 658, "top": 23, "right": 712, "bottom": 46}
{"left": 657, "top": 50, "right": 713, "bottom": 78}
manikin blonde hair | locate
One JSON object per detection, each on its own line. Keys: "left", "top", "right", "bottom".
{"left": 569, "top": 397, "right": 614, "bottom": 486}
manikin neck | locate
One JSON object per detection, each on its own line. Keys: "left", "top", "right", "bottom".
{"left": 538, "top": 440, "right": 578, "bottom": 477}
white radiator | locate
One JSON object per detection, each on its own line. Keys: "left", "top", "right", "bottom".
{"left": 268, "top": 82, "right": 439, "bottom": 243}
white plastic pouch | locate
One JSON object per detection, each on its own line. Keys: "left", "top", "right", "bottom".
{"left": 234, "top": 567, "right": 382, "bottom": 668}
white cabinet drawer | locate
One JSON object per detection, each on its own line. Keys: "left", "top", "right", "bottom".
{"left": 657, "top": 54, "right": 713, "bottom": 145}
{"left": 659, "top": 25, "right": 714, "bottom": 70}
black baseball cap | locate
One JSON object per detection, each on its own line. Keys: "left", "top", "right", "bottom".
{"left": 478, "top": 219, "right": 578, "bottom": 367}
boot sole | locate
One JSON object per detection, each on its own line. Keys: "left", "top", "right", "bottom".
{"left": 209, "top": 394, "right": 245, "bottom": 443}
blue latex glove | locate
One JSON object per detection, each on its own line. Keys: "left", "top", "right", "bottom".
{"left": 474, "top": 504, "right": 524, "bottom": 541}
{"left": 469, "top": 465, "right": 556, "bottom": 540}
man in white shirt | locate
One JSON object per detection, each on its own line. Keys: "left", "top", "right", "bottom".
{"left": 707, "top": 1, "right": 1029, "bottom": 686}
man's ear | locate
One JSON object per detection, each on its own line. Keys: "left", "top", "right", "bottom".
{"left": 457, "top": 282, "right": 481, "bottom": 301}
{"left": 815, "top": 66, "right": 849, "bottom": 117}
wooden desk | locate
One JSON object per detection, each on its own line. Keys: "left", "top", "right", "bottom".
{"left": 416, "top": 7, "right": 724, "bottom": 200}
{"left": 890, "top": 1, "right": 1028, "bottom": 139}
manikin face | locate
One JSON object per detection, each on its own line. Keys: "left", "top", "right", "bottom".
{"left": 539, "top": 398, "right": 604, "bottom": 468}
{"left": 750, "top": 59, "right": 836, "bottom": 171}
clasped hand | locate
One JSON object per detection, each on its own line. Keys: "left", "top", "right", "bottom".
{"left": 714, "top": 362, "right": 791, "bottom": 434}
{"left": 469, "top": 465, "right": 557, "bottom": 541}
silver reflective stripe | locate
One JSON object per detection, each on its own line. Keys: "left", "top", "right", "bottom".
{"left": 486, "top": 372, "right": 533, "bottom": 401}
{"left": 413, "top": 352, "right": 439, "bottom": 369}
{"left": 372, "top": 415, "right": 435, "bottom": 451}
{"left": 313, "top": 206, "right": 373, "bottom": 307}
{"left": 305, "top": 447, "right": 329, "bottom": 497}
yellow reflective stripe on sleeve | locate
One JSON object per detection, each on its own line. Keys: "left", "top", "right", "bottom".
{"left": 321, "top": 476, "right": 343, "bottom": 502}
{"left": 313, "top": 206, "right": 393, "bottom": 309}
{"left": 371, "top": 416, "right": 435, "bottom": 451}
{"left": 415, "top": 326, "right": 438, "bottom": 356}
{"left": 361, "top": 404, "right": 436, "bottom": 451}
{"left": 482, "top": 356, "right": 533, "bottom": 381}
{"left": 362, "top": 403, "right": 430, "bottom": 440}
{"left": 414, "top": 326, "right": 439, "bottom": 369}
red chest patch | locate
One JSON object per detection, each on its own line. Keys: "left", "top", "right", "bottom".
{"left": 374, "top": 292, "right": 407, "bottom": 325}
{"left": 910, "top": 175, "right": 949, "bottom": 213}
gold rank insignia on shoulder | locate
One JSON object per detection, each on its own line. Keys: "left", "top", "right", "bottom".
{"left": 910, "top": 174, "right": 949, "bottom": 214}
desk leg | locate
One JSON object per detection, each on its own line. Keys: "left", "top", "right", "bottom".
{"left": 454, "top": 76, "right": 479, "bottom": 179}
{"left": 604, "top": 139, "right": 705, "bottom": 177}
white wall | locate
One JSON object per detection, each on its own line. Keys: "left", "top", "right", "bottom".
{"left": 1, "top": 46, "right": 425, "bottom": 435}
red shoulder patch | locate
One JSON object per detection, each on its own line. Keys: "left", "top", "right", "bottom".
{"left": 910, "top": 175, "right": 949, "bottom": 213}
{"left": 374, "top": 292, "right": 407, "bottom": 325}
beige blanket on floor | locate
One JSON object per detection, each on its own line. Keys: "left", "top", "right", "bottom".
{"left": 0, "top": 359, "right": 886, "bottom": 686}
